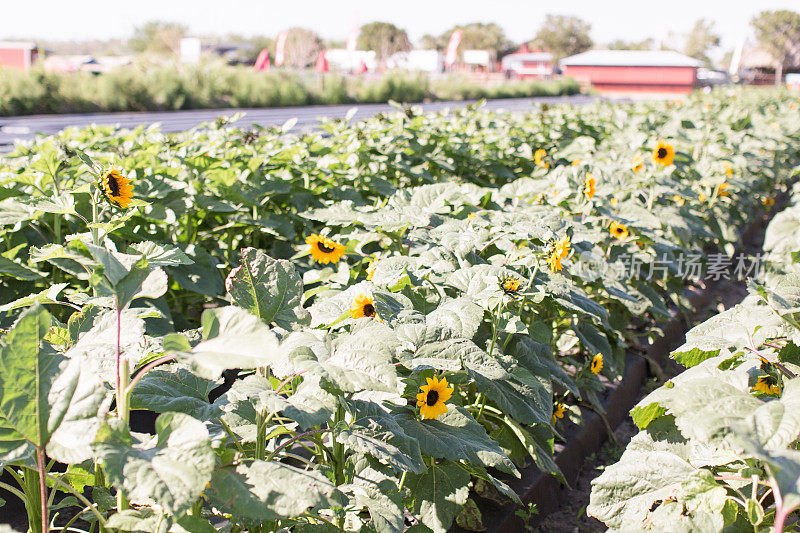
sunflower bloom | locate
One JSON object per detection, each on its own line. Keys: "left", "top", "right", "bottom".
{"left": 499, "top": 274, "right": 521, "bottom": 294}
{"left": 752, "top": 376, "right": 780, "bottom": 396}
{"left": 534, "top": 148, "right": 549, "bottom": 169}
{"left": 652, "top": 140, "right": 675, "bottom": 166}
{"left": 547, "top": 252, "right": 563, "bottom": 272}
{"left": 417, "top": 376, "right": 454, "bottom": 420}
{"left": 762, "top": 197, "right": 775, "bottom": 207}
{"left": 350, "top": 294, "right": 377, "bottom": 320}
{"left": 584, "top": 173, "right": 596, "bottom": 199}
{"left": 716, "top": 182, "right": 730, "bottom": 197}
{"left": 306, "top": 234, "right": 346, "bottom": 264}
{"left": 591, "top": 353, "right": 604, "bottom": 374}
{"left": 554, "top": 235, "right": 571, "bottom": 258}
{"left": 724, "top": 163, "right": 733, "bottom": 178}
{"left": 632, "top": 157, "right": 644, "bottom": 173}
{"left": 552, "top": 402, "right": 566, "bottom": 424}
{"left": 571, "top": 159, "right": 582, "bottom": 166}
{"left": 100, "top": 168, "right": 134, "bottom": 208}
{"left": 609, "top": 222, "right": 629, "bottom": 240}
{"left": 699, "top": 192, "right": 707, "bottom": 202}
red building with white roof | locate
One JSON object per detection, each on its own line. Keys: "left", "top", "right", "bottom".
{"left": 561, "top": 50, "right": 701, "bottom": 93}
{"left": 501, "top": 45, "right": 553, "bottom": 79}
{"left": 0, "top": 42, "right": 38, "bottom": 71}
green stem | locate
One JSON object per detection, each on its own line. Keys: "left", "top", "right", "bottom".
{"left": 0, "top": 480, "right": 27, "bottom": 506}
{"left": 91, "top": 194, "right": 100, "bottom": 245}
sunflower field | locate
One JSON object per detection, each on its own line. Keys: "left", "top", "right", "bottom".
{"left": 0, "top": 90, "right": 798, "bottom": 533}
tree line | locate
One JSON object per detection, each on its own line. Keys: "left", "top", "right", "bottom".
{"left": 54, "top": 11, "right": 800, "bottom": 74}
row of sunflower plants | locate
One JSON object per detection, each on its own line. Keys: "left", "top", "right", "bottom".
{"left": 587, "top": 179, "right": 800, "bottom": 531}
{"left": 0, "top": 89, "right": 797, "bottom": 533}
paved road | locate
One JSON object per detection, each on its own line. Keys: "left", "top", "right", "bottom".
{"left": 0, "top": 94, "right": 598, "bottom": 153}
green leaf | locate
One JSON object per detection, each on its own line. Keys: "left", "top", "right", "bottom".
{"left": 290, "top": 323, "right": 401, "bottom": 394}
{"left": 425, "top": 297, "right": 484, "bottom": 340}
{"left": 170, "top": 306, "right": 281, "bottom": 379}
{"left": 227, "top": 247, "right": 310, "bottom": 330}
{"left": 335, "top": 400, "right": 425, "bottom": 474}
{"left": 0, "top": 255, "right": 45, "bottom": 281}
{"left": 395, "top": 405, "right": 518, "bottom": 476}
{"left": 0, "top": 305, "right": 105, "bottom": 455}
{"left": 94, "top": 413, "right": 215, "bottom": 516}
{"left": 406, "top": 461, "right": 470, "bottom": 533}
{"left": 130, "top": 366, "right": 220, "bottom": 421}
{"left": 204, "top": 460, "right": 339, "bottom": 524}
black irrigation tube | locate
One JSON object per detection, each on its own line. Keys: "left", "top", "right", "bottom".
{"left": 469, "top": 206, "right": 778, "bottom": 533}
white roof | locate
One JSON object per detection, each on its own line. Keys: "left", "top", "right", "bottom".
{"left": 0, "top": 41, "right": 36, "bottom": 49}
{"left": 504, "top": 52, "right": 552, "bottom": 62}
{"left": 561, "top": 50, "right": 701, "bottom": 68}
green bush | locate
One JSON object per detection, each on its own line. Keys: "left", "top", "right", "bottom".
{"left": 0, "top": 62, "right": 581, "bottom": 116}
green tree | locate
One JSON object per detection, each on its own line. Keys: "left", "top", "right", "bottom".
{"left": 283, "top": 27, "right": 323, "bottom": 69}
{"left": 420, "top": 23, "right": 514, "bottom": 59}
{"left": 531, "top": 14, "right": 593, "bottom": 61}
{"left": 751, "top": 10, "right": 800, "bottom": 85}
{"left": 129, "top": 21, "right": 188, "bottom": 55}
{"left": 684, "top": 19, "right": 720, "bottom": 67}
{"left": 607, "top": 38, "right": 654, "bottom": 51}
{"left": 357, "top": 21, "right": 411, "bottom": 64}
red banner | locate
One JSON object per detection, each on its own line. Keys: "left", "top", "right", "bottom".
{"left": 275, "top": 31, "right": 288, "bottom": 66}
{"left": 444, "top": 29, "right": 463, "bottom": 67}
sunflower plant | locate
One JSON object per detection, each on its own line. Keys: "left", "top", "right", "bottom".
{"left": 0, "top": 89, "right": 797, "bottom": 533}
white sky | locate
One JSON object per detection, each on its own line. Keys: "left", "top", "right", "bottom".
{"left": 3, "top": 0, "right": 800, "bottom": 53}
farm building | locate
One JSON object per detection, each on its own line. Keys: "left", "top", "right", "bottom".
{"left": 0, "top": 41, "right": 38, "bottom": 71}
{"left": 501, "top": 47, "right": 553, "bottom": 79}
{"left": 561, "top": 50, "right": 701, "bottom": 93}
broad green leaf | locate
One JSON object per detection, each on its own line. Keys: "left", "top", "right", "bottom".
{"left": 169, "top": 306, "right": 281, "bottom": 379}
{"left": 94, "top": 413, "right": 215, "bottom": 516}
{"left": 395, "top": 405, "right": 518, "bottom": 476}
{"left": 227, "top": 247, "right": 310, "bottom": 330}
{"left": 335, "top": 400, "right": 425, "bottom": 474}
{"left": 204, "top": 460, "right": 339, "bottom": 524}
{"left": 406, "top": 461, "right": 470, "bottom": 533}
{"left": 130, "top": 366, "right": 220, "bottom": 421}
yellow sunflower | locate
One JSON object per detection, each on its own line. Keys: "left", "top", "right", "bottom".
{"left": 724, "top": 162, "right": 733, "bottom": 178}
{"left": 554, "top": 235, "right": 571, "bottom": 258}
{"left": 699, "top": 192, "right": 707, "bottom": 202}
{"left": 547, "top": 251, "right": 563, "bottom": 272}
{"left": 762, "top": 197, "right": 775, "bottom": 207}
{"left": 552, "top": 402, "right": 566, "bottom": 424}
{"left": 632, "top": 157, "right": 644, "bottom": 173}
{"left": 672, "top": 195, "right": 685, "bottom": 206}
{"left": 306, "top": 234, "right": 346, "bottom": 264}
{"left": 534, "top": 148, "right": 549, "bottom": 169}
{"left": 350, "top": 294, "right": 377, "bottom": 320}
{"left": 417, "top": 376, "right": 454, "bottom": 420}
{"left": 571, "top": 159, "right": 582, "bottom": 166}
{"left": 716, "top": 182, "right": 730, "bottom": 197}
{"left": 652, "top": 140, "right": 675, "bottom": 166}
{"left": 499, "top": 274, "right": 521, "bottom": 294}
{"left": 591, "top": 353, "right": 604, "bottom": 374}
{"left": 752, "top": 376, "right": 780, "bottom": 396}
{"left": 100, "top": 168, "right": 134, "bottom": 208}
{"left": 609, "top": 221, "right": 629, "bottom": 240}
{"left": 584, "top": 173, "right": 596, "bottom": 199}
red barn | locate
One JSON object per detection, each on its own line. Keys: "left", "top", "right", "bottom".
{"left": 561, "top": 50, "right": 701, "bottom": 93}
{"left": 0, "top": 41, "right": 38, "bottom": 71}
{"left": 501, "top": 50, "right": 554, "bottom": 79}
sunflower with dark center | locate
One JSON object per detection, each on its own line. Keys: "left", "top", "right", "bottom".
{"left": 609, "top": 221, "right": 629, "bottom": 240}
{"left": 499, "top": 274, "right": 521, "bottom": 294}
{"left": 591, "top": 353, "right": 604, "bottom": 374}
{"left": 752, "top": 376, "right": 780, "bottom": 396}
{"left": 306, "top": 234, "right": 346, "bottom": 264}
{"left": 416, "top": 376, "right": 454, "bottom": 420}
{"left": 652, "top": 140, "right": 675, "bottom": 166}
{"left": 350, "top": 294, "right": 377, "bottom": 319}
{"left": 632, "top": 157, "right": 644, "bottom": 173}
{"left": 100, "top": 168, "right": 134, "bottom": 209}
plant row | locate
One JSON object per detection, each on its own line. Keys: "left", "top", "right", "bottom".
{"left": 0, "top": 64, "right": 579, "bottom": 116}
{"left": 0, "top": 89, "right": 797, "bottom": 532}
